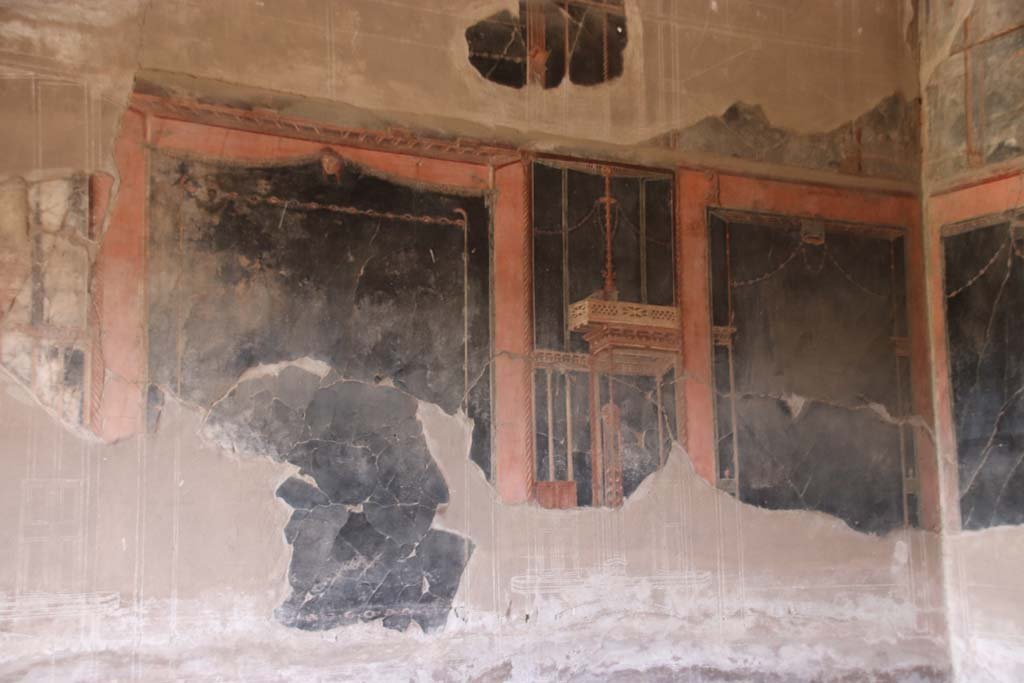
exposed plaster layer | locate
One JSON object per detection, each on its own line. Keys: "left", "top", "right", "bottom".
{"left": 651, "top": 94, "right": 921, "bottom": 183}
{"left": 0, "top": 174, "right": 94, "bottom": 433}
{"left": 0, "top": 369, "right": 951, "bottom": 681}
{"left": 1, "top": 0, "right": 918, "bottom": 181}
{"left": 945, "top": 525, "right": 1024, "bottom": 682}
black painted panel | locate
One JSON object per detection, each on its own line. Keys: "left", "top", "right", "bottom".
{"left": 551, "top": 370, "right": 569, "bottom": 481}
{"left": 729, "top": 222, "right": 899, "bottom": 411}
{"left": 148, "top": 152, "right": 491, "bottom": 472}
{"left": 944, "top": 220, "right": 1024, "bottom": 529}
{"left": 147, "top": 153, "right": 490, "bottom": 631}
{"left": 711, "top": 217, "right": 910, "bottom": 532}
{"left": 736, "top": 398, "right": 904, "bottom": 534}
{"left": 206, "top": 373, "right": 473, "bottom": 632}
{"left": 567, "top": 2, "right": 627, "bottom": 86}
{"left": 713, "top": 345, "right": 736, "bottom": 480}
{"left": 465, "top": 9, "right": 526, "bottom": 89}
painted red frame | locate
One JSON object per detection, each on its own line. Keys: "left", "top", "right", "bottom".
{"left": 91, "top": 97, "right": 944, "bottom": 522}
{"left": 90, "top": 100, "right": 536, "bottom": 504}
{"left": 675, "top": 169, "right": 939, "bottom": 529}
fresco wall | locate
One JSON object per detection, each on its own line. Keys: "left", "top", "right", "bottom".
{"left": 143, "top": 149, "right": 494, "bottom": 631}
{"left": 708, "top": 214, "right": 917, "bottom": 533}
{"left": 0, "top": 97, "right": 952, "bottom": 681}
{"left": 919, "top": 2, "right": 1024, "bottom": 679}
{"left": 942, "top": 216, "right": 1024, "bottom": 530}
{"left": 4, "top": 0, "right": 1024, "bottom": 680}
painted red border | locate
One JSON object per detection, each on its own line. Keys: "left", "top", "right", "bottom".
{"left": 925, "top": 170, "right": 1024, "bottom": 531}
{"left": 93, "top": 96, "right": 949, "bottom": 520}
{"left": 676, "top": 169, "right": 939, "bottom": 528}
{"left": 90, "top": 101, "right": 536, "bottom": 504}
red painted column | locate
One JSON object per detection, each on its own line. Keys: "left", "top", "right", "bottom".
{"left": 677, "top": 169, "right": 718, "bottom": 485}
{"left": 492, "top": 161, "right": 535, "bottom": 503}
{"left": 904, "top": 202, "right": 946, "bottom": 532}
{"left": 89, "top": 109, "right": 148, "bottom": 441}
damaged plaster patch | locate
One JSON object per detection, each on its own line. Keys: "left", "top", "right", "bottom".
{"left": 202, "top": 361, "right": 473, "bottom": 632}
{"left": 0, "top": 174, "right": 93, "bottom": 429}
{"left": 649, "top": 94, "right": 920, "bottom": 182}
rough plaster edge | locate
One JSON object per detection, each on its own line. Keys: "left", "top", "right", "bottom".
{"left": 0, "top": 361, "right": 101, "bottom": 444}
{"left": 414, "top": 395, "right": 939, "bottom": 545}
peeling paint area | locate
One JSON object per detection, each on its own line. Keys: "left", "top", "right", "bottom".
{"left": 0, "top": 372, "right": 953, "bottom": 681}
{"left": 650, "top": 94, "right": 920, "bottom": 182}
{"left": 0, "top": 174, "right": 93, "bottom": 428}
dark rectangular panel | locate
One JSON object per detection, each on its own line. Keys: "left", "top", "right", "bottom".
{"left": 736, "top": 398, "right": 904, "bottom": 534}
{"left": 711, "top": 216, "right": 911, "bottom": 533}
{"left": 148, "top": 150, "right": 493, "bottom": 473}
{"left": 467, "top": 196, "right": 493, "bottom": 478}
{"left": 944, "top": 221, "right": 1024, "bottom": 529}
{"left": 729, "top": 222, "right": 898, "bottom": 408}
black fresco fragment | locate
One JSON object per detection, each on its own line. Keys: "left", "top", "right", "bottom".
{"left": 709, "top": 215, "right": 913, "bottom": 533}
{"left": 944, "top": 219, "right": 1024, "bottom": 529}
{"left": 210, "top": 372, "right": 473, "bottom": 632}
{"left": 650, "top": 94, "right": 920, "bottom": 183}
{"left": 147, "top": 151, "right": 486, "bottom": 632}
{"left": 147, "top": 151, "right": 492, "bottom": 476}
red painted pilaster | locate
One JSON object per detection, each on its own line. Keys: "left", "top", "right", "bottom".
{"left": 89, "top": 109, "right": 147, "bottom": 441}
{"left": 677, "top": 169, "right": 718, "bottom": 485}
{"left": 492, "top": 161, "right": 535, "bottom": 504}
